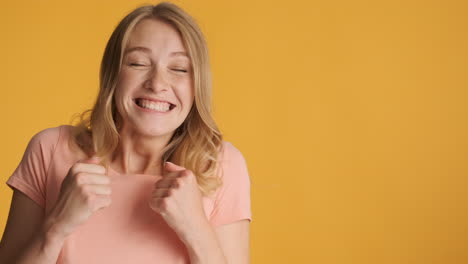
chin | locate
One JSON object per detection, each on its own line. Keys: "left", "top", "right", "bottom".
{"left": 137, "top": 126, "right": 176, "bottom": 139}
{"left": 118, "top": 119, "right": 175, "bottom": 139}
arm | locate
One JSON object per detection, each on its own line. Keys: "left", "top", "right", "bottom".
{"left": 182, "top": 219, "right": 250, "bottom": 264}
{"left": 215, "top": 220, "right": 250, "bottom": 263}
{"left": 0, "top": 190, "right": 65, "bottom": 264}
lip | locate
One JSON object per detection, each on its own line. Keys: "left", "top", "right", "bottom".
{"left": 133, "top": 97, "right": 176, "bottom": 114}
{"left": 134, "top": 96, "right": 175, "bottom": 106}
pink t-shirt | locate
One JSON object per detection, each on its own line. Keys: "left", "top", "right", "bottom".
{"left": 6, "top": 125, "right": 252, "bottom": 263}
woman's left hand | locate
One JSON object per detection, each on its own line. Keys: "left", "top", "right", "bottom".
{"left": 149, "top": 161, "right": 207, "bottom": 238}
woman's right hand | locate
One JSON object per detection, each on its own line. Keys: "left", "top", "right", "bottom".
{"left": 43, "top": 157, "right": 112, "bottom": 239}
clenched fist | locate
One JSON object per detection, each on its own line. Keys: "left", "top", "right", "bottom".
{"left": 44, "top": 157, "right": 112, "bottom": 239}
{"left": 149, "top": 162, "right": 207, "bottom": 237}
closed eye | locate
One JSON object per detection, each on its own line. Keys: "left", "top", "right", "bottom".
{"left": 130, "top": 63, "right": 147, "bottom": 67}
{"left": 172, "top": 69, "right": 188, "bottom": 73}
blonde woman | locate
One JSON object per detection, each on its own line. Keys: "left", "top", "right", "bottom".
{"left": 0, "top": 2, "right": 251, "bottom": 263}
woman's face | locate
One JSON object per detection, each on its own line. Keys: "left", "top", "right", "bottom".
{"left": 114, "top": 18, "right": 194, "bottom": 139}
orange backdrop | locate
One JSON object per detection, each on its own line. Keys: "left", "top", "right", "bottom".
{"left": 1, "top": 0, "right": 467, "bottom": 263}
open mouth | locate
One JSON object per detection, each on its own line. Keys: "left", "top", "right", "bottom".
{"left": 134, "top": 98, "right": 176, "bottom": 112}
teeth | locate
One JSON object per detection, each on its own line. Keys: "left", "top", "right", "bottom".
{"left": 137, "top": 99, "right": 171, "bottom": 112}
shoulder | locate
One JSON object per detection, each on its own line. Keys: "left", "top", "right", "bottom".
{"left": 219, "top": 141, "right": 247, "bottom": 163}
{"left": 209, "top": 141, "right": 252, "bottom": 225}
{"left": 28, "top": 125, "right": 73, "bottom": 148}
{"left": 24, "top": 125, "right": 77, "bottom": 158}
{"left": 218, "top": 141, "right": 250, "bottom": 180}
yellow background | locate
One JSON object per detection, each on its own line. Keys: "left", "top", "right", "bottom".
{"left": 1, "top": 0, "right": 467, "bottom": 263}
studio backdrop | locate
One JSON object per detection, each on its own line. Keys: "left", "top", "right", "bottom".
{"left": 1, "top": 0, "right": 467, "bottom": 263}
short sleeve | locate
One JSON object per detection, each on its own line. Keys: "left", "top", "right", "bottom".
{"left": 209, "top": 142, "right": 252, "bottom": 227}
{"left": 6, "top": 127, "right": 61, "bottom": 208}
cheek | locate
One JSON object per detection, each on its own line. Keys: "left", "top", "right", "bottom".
{"left": 117, "top": 70, "right": 137, "bottom": 88}
{"left": 184, "top": 85, "right": 195, "bottom": 108}
{"left": 113, "top": 87, "right": 126, "bottom": 117}
{"left": 114, "top": 70, "right": 143, "bottom": 100}
{"left": 113, "top": 79, "right": 135, "bottom": 116}
{"left": 173, "top": 79, "right": 195, "bottom": 105}
{"left": 118, "top": 67, "right": 149, "bottom": 88}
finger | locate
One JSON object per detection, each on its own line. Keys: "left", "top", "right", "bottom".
{"left": 79, "top": 156, "right": 105, "bottom": 171}
{"left": 82, "top": 184, "right": 112, "bottom": 195}
{"left": 92, "top": 195, "right": 112, "bottom": 211}
{"left": 73, "top": 162, "right": 106, "bottom": 175}
{"left": 164, "top": 161, "right": 185, "bottom": 172}
{"left": 152, "top": 188, "right": 171, "bottom": 198}
{"left": 149, "top": 198, "right": 165, "bottom": 213}
{"left": 76, "top": 172, "right": 111, "bottom": 185}
{"left": 154, "top": 181, "right": 173, "bottom": 189}
{"left": 162, "top": 171, "right": 180, "bottom": 179}
{"left": 82, "top": 156, "right": 101, "bottom": 165}
{"left": 155, "top": 179, "right": 177, "bottom": 188}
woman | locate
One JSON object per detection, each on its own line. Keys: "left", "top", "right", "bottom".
{"left": 0, "top": 2, "right": 251, "bottom": 263}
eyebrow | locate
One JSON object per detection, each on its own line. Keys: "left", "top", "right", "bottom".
{"left": 170, "top": 51, "right": 189, "bottom": 58}
{"left": 125, "top": 46, "right": 189, "bottom": 58}
{"left": 125, "top": 46, "right": 151, "bottom": 54}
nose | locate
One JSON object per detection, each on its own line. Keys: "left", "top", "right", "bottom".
{"left": 145, "top": 65, "right": 168, "bottom": 92}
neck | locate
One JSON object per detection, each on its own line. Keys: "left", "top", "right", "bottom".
{"left": 111, "top": 125, "right": 174, "bottom": 175}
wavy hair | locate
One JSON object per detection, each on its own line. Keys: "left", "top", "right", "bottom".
{"left": 71, "top": 2, "right": 223, "bottom": 196}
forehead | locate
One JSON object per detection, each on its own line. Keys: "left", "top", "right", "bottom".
{"left": 126, "top": 18, "right": 187, "bottom": 55}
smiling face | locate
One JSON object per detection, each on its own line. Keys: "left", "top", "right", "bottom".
{"left": 114, "top": 18, "right": 194, "bottom": 139}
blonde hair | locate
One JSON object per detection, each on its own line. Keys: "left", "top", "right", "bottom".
{"left": 72, "top": 2, "right": 223, "bottom": 196}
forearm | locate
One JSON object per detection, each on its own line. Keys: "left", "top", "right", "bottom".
{"left": 181, "top": 219, "right": 227, "bottom": 264}
{"left": 13, "top": 224, "right": 66, "bottom": 264}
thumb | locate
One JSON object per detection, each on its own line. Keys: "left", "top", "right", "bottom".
{"left": 81, "top": 156, "right": 107, "bottom": 175}
{"left": 164, "top": 161, "right": 185, "bottom": 172}
{"left": 82, "top": 155, "right": 102, "bottom": 165}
